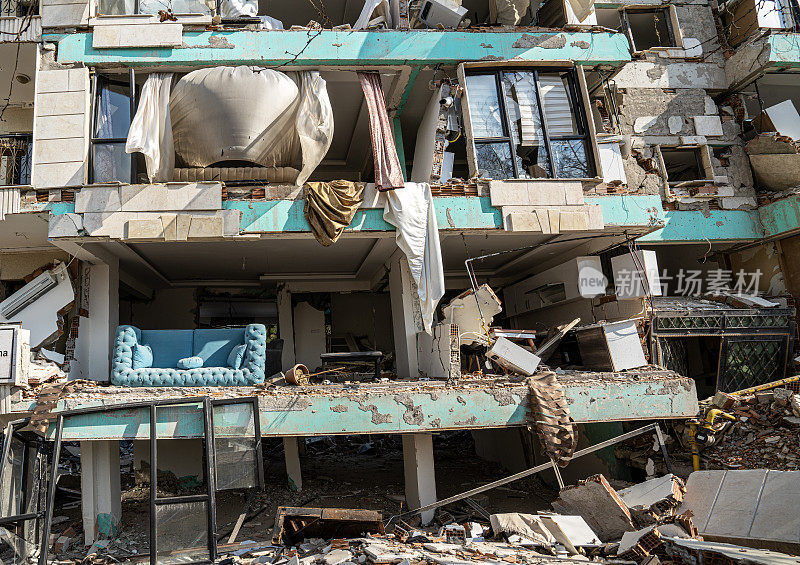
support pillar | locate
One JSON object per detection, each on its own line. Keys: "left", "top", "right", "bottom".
{"left": 72, "top": 258, "right": 119, "bottom": 381}
{"left": 283, "top": 436, "right": 302, "bottom": 492}
{"left": 277, "top": 285, "right": 296, "bottom": 371}
{"left": 80, "top": 441, "right": 122, "bottom": 545}
{"left": 402, "top": 433, "right": 437, "bottom": 525}
{"left": 389, "top": 254, "right": 420, "bottom": 379}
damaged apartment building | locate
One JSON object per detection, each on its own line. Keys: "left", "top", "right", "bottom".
{"left": 0, "top": 0, "right": 799, "bottom": 561}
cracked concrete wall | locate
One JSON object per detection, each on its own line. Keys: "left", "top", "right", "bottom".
{"left": 609, "top": 0, "right": 756, "bottom": 210}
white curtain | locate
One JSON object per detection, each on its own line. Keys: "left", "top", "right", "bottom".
{"left": 381, "top": 183, "right": 445, "bottom": 334}
{"left": 295, "top": 71, "right": 334, "bottom": 186}
{"left": 354, "top": 0, "right": 391, "bottom": 29}
{"left": 125, "top": 73, "right": 174, "bottom": 182}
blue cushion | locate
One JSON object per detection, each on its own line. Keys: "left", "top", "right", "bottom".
{"left": 227, "top": 344, "right": 247, "bottom": 369}
{"left": 192, "top": 328, "right": 245, "bottom": 368}
{"left": 131, "top": 344, "right": 153, "bottom": 369}
{"left": 177, "top": 356, "right": 204, "bottom": 369}
{"left": 141, "top": 329, "right": 194, "bottom": 369}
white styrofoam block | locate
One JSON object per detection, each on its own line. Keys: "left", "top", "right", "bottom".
{"left": 577, "top": 257, "right": 606, "bottom": 298}
{"left": 602, "top": 320, "right": 647, "bottom": 371}
{"left": 487, "top": 337, "right": 541, "bottom": 376}
{"left": 763, "top": 100, "right": 800, "bottom": 142}
{"left": 597, "top": 139, "right": 627, "bottom": 184}
{"left": 692, "top": 115, "right": 724, "bottom": 137}
{"left": 611, "top": 250, "right": 662, "bottom": 300}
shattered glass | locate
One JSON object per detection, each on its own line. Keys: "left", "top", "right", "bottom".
{"left": 0, "top": 436, "right": 24, "bottom": 518}
{"left": 475, "top": 143, "right": 514, "bottom": 180}
{"left": 501, "top": 72, "right": 549, "bottom": 178}
{"left": 212, "top": 403, "right": 258, "bottom": 491}
{"left": 465, "top": 74, "right": 504, "bottom": 139}
{"left": 551, "top": 139, "right": 591, "bottom": 179}
{"left": 155, "top": 501, "right": 209, "bottom": 564}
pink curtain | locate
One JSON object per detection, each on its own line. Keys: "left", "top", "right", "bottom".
{"left": 358, "top": 72, "right": 405, "bottom": 191}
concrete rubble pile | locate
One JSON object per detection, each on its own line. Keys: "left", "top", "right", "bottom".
{"left": 701, "top": 387, "right": 800, "bottom": 470}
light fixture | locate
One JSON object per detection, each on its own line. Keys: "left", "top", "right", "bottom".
{"left": 14, "top": 74, "right": 30, "bottom": 84}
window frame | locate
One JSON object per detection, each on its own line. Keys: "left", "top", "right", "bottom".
{"left": 621, "top": 6, "right": 682, "bottom": 53}
{"left": 89, "top": 69, "right": 137, "bottom": 185}
{"left": 0, "top": 133, "right": 33, "bottom": 187}
{"left": 655, "top": 144, "right": 715, "bottom": 188}
{"left": 461, "top": 66, "right": 596, "bottom": 180}
{"left": 93, "top": 0, "right": 220, "bottom": 17}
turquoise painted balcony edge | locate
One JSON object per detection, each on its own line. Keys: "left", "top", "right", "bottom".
{"left": 48, "top": 29, "right": 632, "bottom": 67}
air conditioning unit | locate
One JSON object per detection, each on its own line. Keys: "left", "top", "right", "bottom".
{"left": 419, "top": 0, "right": 467, "bottom": 28}
{"left": 0, "top": 271, "right": 58, "bottom": 319}
{"left": 0, "top": 326, "right": 30, "bottom": 386}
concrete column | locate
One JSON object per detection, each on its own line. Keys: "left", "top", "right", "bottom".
{"left": 277, "top": 285, "right": 296, "bottom": 371}
{"left": 80, "top": 441, "right": 122, "bottom": 545}
{"left": 389, "top": 254, "right": 420, "bottom": 379}
{"left": 72, "top": 259, "right": 119, "bottom": 381}
{"left": 402, "top": 433, "right": 437, "bottom": 525}
{"left": 283, "top": 436, "right": 302, "bottom": 492}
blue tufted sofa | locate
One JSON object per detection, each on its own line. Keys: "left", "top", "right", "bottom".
{"left": 111, "top": 324, "right": 267, "bottom": 386}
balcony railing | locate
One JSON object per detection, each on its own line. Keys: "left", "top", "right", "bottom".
{"left": 0, "top": 134, "right": 32, "bottom": 187}
{"left": 0, "top": 0, "right": 40, "bottom": 41}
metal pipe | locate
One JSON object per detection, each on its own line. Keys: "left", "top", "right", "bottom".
{"left": 386, "top": 423, "right": 661, "bottom": 525}
{"left": 38, "top": 415, "right": 63, "bottom": 565}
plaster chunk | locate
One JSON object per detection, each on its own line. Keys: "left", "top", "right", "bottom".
{"left": 683, "top": 37, "right": 703, "bottom": 57}
{"left": 634, "top": 116, "right": 658, "bottom": 134}
{"left": 668, "top": 116, "right": 683, "bottom": 134}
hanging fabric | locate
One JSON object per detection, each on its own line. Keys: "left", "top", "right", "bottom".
{"left": 125, "top": 73, "right": 174, "bottom": 182}
{"left": 296, "top": 71, "right": 335, "bottom": 186}
{"left": 353, "top": 0, "right": 392, "bottom": 29}
{"left": 358, "top": 72, "right": 405, "bottom": 191}
{"left": 304, "top": 180, "right": 365, "bottom": 246}
{"left": 381, "top": 182, "right": 444, "bottom": 333}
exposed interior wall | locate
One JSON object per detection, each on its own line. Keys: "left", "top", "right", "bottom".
{"left": 776, "top": 234, "right": 800, "bottom": 300}
{"left": 0, "top": 107, "right": 34, "bottom": 134}
{"left": 120, "top": 287, "right": 196, "bottom": 329}
{"left": 132, "top": 439, "right": 204, "bottom": 480}
{"left": 727, "top": 242, "right": 786, "bottom": 296}
{"left": 0, "top": 249, "right": 69, "bottom": 281}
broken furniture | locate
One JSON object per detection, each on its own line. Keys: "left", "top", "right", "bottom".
{"left": 111, "top": 324, "right": 269, "bottom": 386}
{"left": 650, "top": 297, "right": 795, "bottom": 393}
{"left": 319, "top": 351, "right": 383, "bottom": 380}
{"left": 271, "top": 507, "right": 384, "bottom": 546}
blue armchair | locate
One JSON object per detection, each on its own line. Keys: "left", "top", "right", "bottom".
{"left": 111, "top": 324, "right": 267, "bottom": 386}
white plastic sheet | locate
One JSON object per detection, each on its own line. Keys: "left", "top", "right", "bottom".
{"left": 220, "top": 0, "right": 257, "bottom": 17}
{"left": 354, "top": 0, "right": 391, "bottom": 29}
{"left": 381, "top": 183, "right": 445, "bottom": 334}
{"left": 125, "top": 73, "right": 174, "bottom": 182}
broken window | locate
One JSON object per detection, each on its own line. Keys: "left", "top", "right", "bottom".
{"left": 0, "top": 135, "right": 32, "bottom": 186}
{"left": 0, "top": 420, "right": 47, "bottom": 565}
{"left": 96, "top": 0, "right": 213, "bottom": 16}
{"left": 90, "top": 72, "right": 136, "bottom": 184}
{"left": 622, "top": 8, "right": 677, "bottom": 51}
{"left": 40, "top": 397, "right": 265, "bottom": 565}
{"left": 722, "top": 0, "right": 800, "bottom": 46}
{"left": 658, "top": 146, "right": 712, "bottom": 186}
{"left": 462, "top": 69, "right": 595, "bottom": 180}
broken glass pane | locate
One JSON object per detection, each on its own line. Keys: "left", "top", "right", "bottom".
{"left": 475, "top": 143, "right": 514, "bottom": 179}
{"left": 538, "top": 75, "right": 580, "bottom": 136}
{"left": 0, "top": 436, "right": 24, "bottom": 518}
{"left": 94, "top": 81, "right": 131, "bottom": 139}
{"left": 551, "top": 139, "right": 591, "bottom": 178}
{"left": 92, "top": 143, "right": 131, "bottom": 184}
{"left": 97, "top": 0, "right": 134, "bottom": 14}
{"left": 465, "top": 75, "right": 504, "bottom": 139}
{"left": 155, "top": 501, "right": 209, "bottom": 565}
{"left": 501, "top": 72, "right": 550, "bottom": 178}
{"left": 212, "top": 403, "right": 258, "bottom": 491}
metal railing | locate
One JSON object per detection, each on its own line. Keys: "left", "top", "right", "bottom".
{"left": 0, "top": 0, "right": 39, "bottom": 42}
{"left": 0, "top": 134, "right": 32, "bottom": 186}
